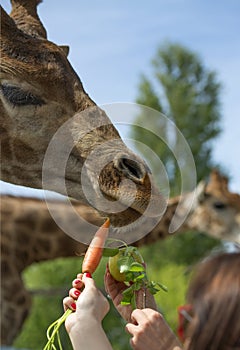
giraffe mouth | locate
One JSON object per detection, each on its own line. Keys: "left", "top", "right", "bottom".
{"left": 94, "top": 189, "right": 165, "bottom": 242}
{"left": 99, "top": 191, "right": 164, "bottom": 219}
{"left": 102, "top": 207, "right": 161, "bottom": 244}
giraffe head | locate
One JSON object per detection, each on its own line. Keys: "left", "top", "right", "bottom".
{"left": 187, "top": 170, "right": 240, "bottom": 243}
{"left": 0, "top": 1, "right": 163, "bottom": 231}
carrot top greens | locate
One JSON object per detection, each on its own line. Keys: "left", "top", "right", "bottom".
{"left": 108, "top": 245, "right": 167, "bottom": 309}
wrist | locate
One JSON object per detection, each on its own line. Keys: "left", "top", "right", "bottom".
{"left": 69, "top": 313, "right": 101, "bottom": 336}
{"left": 68, "top": 317, "right": 111, "bottom": 350}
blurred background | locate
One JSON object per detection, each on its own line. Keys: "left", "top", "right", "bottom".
{"left": 1, "top": 0, "right": 239, "bottom": 349}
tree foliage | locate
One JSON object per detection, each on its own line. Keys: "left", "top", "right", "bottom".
{"left": 131, "top": 42, "right": 222, "bottom": 193}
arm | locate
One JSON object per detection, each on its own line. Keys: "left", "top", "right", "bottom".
{"left": 64, "top": 273, "right": 113, "bottom": 350}
{"left": 126, "top": 308, "right": 183, "bottom": 350}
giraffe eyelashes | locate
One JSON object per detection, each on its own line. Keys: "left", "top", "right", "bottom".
{"left": 0, "top": 84, "right": 45, "bottom": 107}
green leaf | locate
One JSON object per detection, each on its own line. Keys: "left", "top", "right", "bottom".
{"left": 128, "top": 262, "right": 145, "bottom": 272}
{"left": 149, "top": 286, "right": 160, "bottom": 295}
{"left": 146, "top": 281, "right": 168, "bottom": 295}
{"left": 121, "top": 291, "right": 133, "bottom": 305}
{"left": 124, "top": 272, "right": 136, "bottom": 282}
{"left": 130, "top": 294, "right": 137, "bottom": 309}
{"left": 132, "top": 283, "right": 142, "bottom": 292}
{"left": 157, "top": 282, "right": 168, "bottom": 292}
{"left": 134, "top": 273, "right": 146, "bottom": 281}
{"left": 102, "top": 248, "right": 119, "bottom": 257}
{"left": 122, "top": 285, "right": 134, "bottom": 296}
{"left": 121, "top": 300, "right": 131, "bottom": 306}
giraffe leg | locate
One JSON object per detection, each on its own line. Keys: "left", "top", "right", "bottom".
{"left": 1, "top": 262, "right": 31, "bottom": 345}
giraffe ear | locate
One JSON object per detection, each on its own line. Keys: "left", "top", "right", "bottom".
{"left": 59, "top": 45, "right": 70, "bottom": 57}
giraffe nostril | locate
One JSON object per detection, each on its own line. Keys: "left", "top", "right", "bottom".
{"left": 114, "top": 155, "right": 148, "bottom": 183}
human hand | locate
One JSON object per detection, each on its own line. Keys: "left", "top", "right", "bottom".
{"left": 126, "top": 308, "right": 182, "bottom": 350}
{"left": 104, "top": 266, "right": 157, "bottom": 322}
{"left": 63, "top": 273, "right": 110, "bottom": 334}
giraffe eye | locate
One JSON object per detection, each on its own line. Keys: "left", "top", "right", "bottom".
{"left": 0, "top": 84, "right": 45, "bottom": 107}
{"left": 213, "top": 201, "right": 226, "bottom": 210}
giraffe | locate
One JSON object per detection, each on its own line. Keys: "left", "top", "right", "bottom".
{"left": 0, "top": 0, "right": 162, "bottom": 233}
{"left": 137, "top": 170, "right": 240, "bottom": 246}
{"left": 1, "top": 170, "right": 240, "bottom": 345}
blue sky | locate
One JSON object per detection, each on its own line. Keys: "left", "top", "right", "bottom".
{"left": 1, "top": 0, "right": 239, "bottom": 195}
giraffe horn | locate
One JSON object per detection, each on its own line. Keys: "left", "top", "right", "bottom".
{"left": 10, "top": 0, "right": 47, "bottom": 39}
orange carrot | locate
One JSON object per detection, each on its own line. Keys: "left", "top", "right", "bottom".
{"left": 82, "top": 218, "right": 110, "bottom": 274}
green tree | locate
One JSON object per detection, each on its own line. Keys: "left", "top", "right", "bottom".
{"left": 131, "top": 42, "right": 222, "bottom": 194}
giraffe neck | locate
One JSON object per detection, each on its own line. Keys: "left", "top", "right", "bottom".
{"left": 135, "top": 195, "right": 192, "bottom": 246}
{"left": 1, "top": 193, "right": 193, "bottom": 274}
{"left": 1, "top": 196, "right": 103, "bottom": 273}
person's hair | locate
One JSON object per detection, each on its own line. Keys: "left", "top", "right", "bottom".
{"left": 185, "top": 252, "right": 240, "bottom": 350}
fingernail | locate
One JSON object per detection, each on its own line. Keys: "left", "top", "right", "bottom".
{"left": 85, "top": 272, "right": 92, "bottom": 278}
{"left": 71, "top": 303, "right": 76, "bottom": 310}
{"left": 73, "top": 279, "right": 81, "bottom": 285}
{"left": 74, "top": 290, "right": 80, "bottom": 297}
